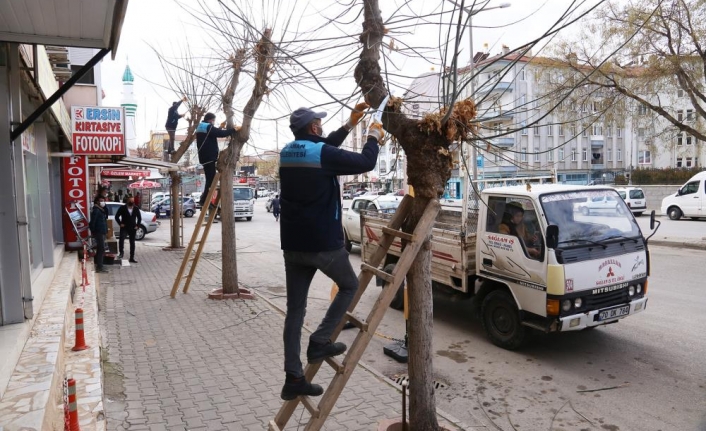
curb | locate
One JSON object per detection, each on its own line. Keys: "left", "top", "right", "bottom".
{"left": 200, "top": 257, "right": 482, "bottom": 431}
{"left": 649, "top": 239, "right": 706, "bottom": 251}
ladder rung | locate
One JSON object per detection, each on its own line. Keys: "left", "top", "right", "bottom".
{"left": 300, "top": 396, "right": 320, "bottom": 418}
{"left": 346, "top": 312, "right": 368, "bottom": 332}
{"left": 267, "top": 421, "right": 282, "bottom": 431}
{"left": 324, "top": 356, "right": 345, "bottom": 374}
{"left": 382, "top": 226, "right": 414, "bottom": 241}
{"left": 361, "top": 263, "right": 393, "bottom": 283}
{"left": 182, "top": 275, "right": 190, "bottom": 279}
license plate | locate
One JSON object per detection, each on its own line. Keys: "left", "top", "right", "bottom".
{"left": 598, "top": 305, "right": 630, "bottom": 321}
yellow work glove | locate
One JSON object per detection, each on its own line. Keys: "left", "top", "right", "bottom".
{"left": 182, "top": 96, "right": 188, "bottom": 102}
{"left": 367, "top": 123, "right": 385, "bottom": 145}
{"left": 347, "top": 102, "right": 370, "bottom": 128}
{"left": 219, "top": 121, "right": 227, "bottom": 129}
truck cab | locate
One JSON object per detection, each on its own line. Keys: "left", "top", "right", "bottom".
{"left": 476, "top": 185, "right": 649, "bottom": 348}
{"left": 362, "top": 182, "right": 655, "bottom": 350}
{"left": 232, "top": 185, "right": 255, "bottom": 221}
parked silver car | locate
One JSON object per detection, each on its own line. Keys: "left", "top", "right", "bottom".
{"left": 151, "top": 197, "right": 197, "bottom": 217}
{"left": 104, "top": 202, "right": 159, "bottom": 241}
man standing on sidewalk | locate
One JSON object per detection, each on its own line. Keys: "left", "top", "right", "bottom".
{"left": 278, "top": 103, "right": 385, "bottom": 400}
{"left": 89, "top": 196, "right": 109, "bottom": 273}
{"left": 115, "top": 195, "right": 142, "bottom": 263}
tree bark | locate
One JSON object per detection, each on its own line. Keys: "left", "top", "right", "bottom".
{"left": 169, "top": 171, "right": 181, "bottom": 248}
{"left": 403, "top": 196, "right": 439, "bottom": 430}
{"left": 219, "top": 149, "right": 239, "bottom": 294}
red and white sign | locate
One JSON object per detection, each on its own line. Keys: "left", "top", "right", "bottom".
{"left": 101, "top": 169, "right": 150, "bottom": 178}
{"left": 62, "top": 155, "right": 90, "bottom": 245}
{"left": 71, "top": 106, "right": 126, "bottom": 155}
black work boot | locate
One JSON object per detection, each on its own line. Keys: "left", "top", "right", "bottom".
{"left": 307, "top": 340, "right": 347, "bottom": 364}
{"left": 280, "top": 376, "right": 323, "bottom": 400}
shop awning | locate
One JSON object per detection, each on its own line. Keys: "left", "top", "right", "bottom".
{"left": 0, "top": 0, "right": 129, "bottom": 59}
{"left": 89, "top": 156, "right": 180, "bottom": 172}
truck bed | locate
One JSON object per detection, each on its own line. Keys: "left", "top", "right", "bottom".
{"left": 361, "top": 206, "right": 478, "bottom": 293}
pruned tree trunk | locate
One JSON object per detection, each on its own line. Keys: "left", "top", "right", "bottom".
{"left": 218, "top": 146, "right": 240, "bottom": 293}
{"left": 169, "top": 171, "right": 181, "bottom": 248}
{"left": 355, "top": 1, "right": 472, "bottom": 428}
{"left": 218, "top": 29, "right": 274, "bottom": 295}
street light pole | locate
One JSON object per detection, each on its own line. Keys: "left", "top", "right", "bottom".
{"left": 445, "top": 0, "right": 510, "bottom": 233}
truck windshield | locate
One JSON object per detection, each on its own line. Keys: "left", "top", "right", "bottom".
{"left": 540, "top": 190, "right": 641, "bottom": 246}
{"left": 233, "top": 188, "right": 253, "bottom": 201}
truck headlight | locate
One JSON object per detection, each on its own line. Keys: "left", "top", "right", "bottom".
{"left": 628, "top": 285, "right": 635, "bottom": 296}
{"left": 561, "top": 299, "right": 571, "bottom": 312}
{"left": 574, "top": 298, "right": 582, "bottom": 308}
{"left": 636, "top": 284, "right": 642, "bottom": 294}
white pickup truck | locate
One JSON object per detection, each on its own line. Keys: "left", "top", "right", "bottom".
{"left": 360, "top": 182, "right": 658, "bottom": 349}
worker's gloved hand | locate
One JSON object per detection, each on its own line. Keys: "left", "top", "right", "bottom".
{"left": 367, "top": 123, "right": 385, "bottom": 144}
{"left": 230, "top": 126, "right": 241, "bottom": 136}
{"left": 219, "top": 121, "right": 227, "bottom": 129}
{"left": 346, "top": 102, "right": 370, "bottom": 128}
{"left": 182, "top": 96, "right": 188, "bottom": 102}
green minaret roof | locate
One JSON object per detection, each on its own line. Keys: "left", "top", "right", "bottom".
{"left": 122, "top": 64, "right": 134, "bottom": 83}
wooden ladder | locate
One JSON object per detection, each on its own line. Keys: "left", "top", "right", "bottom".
{"left": 269, "top": 195, "right": 440, "bottom": 431}
{"left": 170, "top": 172, "right": 222, "bottom": 298}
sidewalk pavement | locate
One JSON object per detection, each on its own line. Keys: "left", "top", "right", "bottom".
{"left": 98, "top": 244, "right": 468, "bottom": 431}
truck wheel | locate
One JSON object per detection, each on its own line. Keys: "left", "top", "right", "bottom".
{"left": 379, "top": 263, "right": 404, "bottom": 310}
{"left": 344, "top": 231, "right": 352, "bottom": 252}
{"left": 580, "top": 206, "right": 589, "bottom": 216}
{"left": 246, "top": 216, "right": 252, "bottom": 221}
{"left": 481, "top": 290, "right": 528, "bottom": 350}
{"left": 668, "top": 207, "right": 682, "bottom": 220}
{"left": 634, "top": 212, "right": 643, "bottom": 217}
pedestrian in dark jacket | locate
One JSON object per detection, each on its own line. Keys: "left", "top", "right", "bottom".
{"left": 278, "top": 103, "right": 387, "bottom": 401}
{"left": 115, "top": 196, "right": 142, "bottom": 263}
{"left": 165, "top": 96, "right": 187, "bottom": 154}
{"left": 196, "top": 112, "right": 237, "bottom": 207}
{"left": 272, "top": 194, "right": 281, "bottom": 222}
{"left": 89, "top": 196, "right": 109, "bottom": 273}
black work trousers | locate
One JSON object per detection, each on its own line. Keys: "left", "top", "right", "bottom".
{"left": 94, "top": 234, "right": 106, "bottom": 270}
{"left": 201, "top": 162, "right": 217, "bottom": 206}
{"left": 119, "top": 227, "right": 137, "bottom": 259}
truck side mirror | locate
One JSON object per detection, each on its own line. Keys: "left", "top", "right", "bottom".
{"left": 650, "top": 210, "right": 656, "bottom": 230}
{"left": 546, "top": 225, "right": 559, "bottom": 249}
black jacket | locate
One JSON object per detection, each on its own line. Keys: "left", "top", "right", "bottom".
{"left": 196, "top": 122, "right": 234, "bottom": 163}
{"left": 279, "top": 126, "right": 379, "bottom": 252}
{"left": 115, "top": 205, "right": 142, "bottom": 229}
{"left": 165, "top": 101, "right": 183, "bottom": 130}
{"left": 89, "top": 205, "right": 108, "bottom": 235}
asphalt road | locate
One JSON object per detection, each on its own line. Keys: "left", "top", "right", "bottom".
{"left": 141, "top": 200, "right": 706, "bottom": 430}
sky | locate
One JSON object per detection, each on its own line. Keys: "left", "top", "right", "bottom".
{"left": 101, "top": 0, "right": 601, "bottom": 156}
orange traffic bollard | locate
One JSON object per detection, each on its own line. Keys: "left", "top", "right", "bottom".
{"left": 67, "top": 378, "right": 80, "bottom": 431}
{"left": 71, "top": 308, "right": 89, "bottom": 351}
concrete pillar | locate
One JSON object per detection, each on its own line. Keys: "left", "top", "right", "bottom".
{"left": 0, "top": 43, "right": 32, "bottom": 324}
{"left": 35, "top": 123, "right": 55, "bottom": 268}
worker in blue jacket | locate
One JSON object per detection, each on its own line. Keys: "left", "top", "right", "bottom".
{"left": 195, "top": 112, "right": 237, "bottom": 207}
{"left": 278, "top": 103, "right": 386, "bottom": 400}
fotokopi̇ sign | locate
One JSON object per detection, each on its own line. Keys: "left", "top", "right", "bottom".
{"left": 71, "top": 106, "right": 126, "bottom": 155}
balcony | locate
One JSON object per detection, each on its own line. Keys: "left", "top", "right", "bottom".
{"left": 476, "top": 81, "right": 514, "bottom": 95}
{"left": 489, "top": 137, "right": 515, "bottom": 148}
{"left": 590, "top": 137, "right": 604, "bottom": 147}
{"left": 476, "top": 109, "right": 514, "bottom": 122}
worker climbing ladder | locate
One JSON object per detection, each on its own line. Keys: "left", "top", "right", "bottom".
{"left": 269, "top": 195, "right": 440, "bottom": 431}
{"left": 170, "top": 172, "right": 222, "bottom": 298}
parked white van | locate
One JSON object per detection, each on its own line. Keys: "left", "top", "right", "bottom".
{"left": 661, "top": 171, "right": 706, "bottom": 220}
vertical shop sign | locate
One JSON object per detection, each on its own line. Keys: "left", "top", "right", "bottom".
{"left": 62, "top": 155, "right": 90, "bottom": 244}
